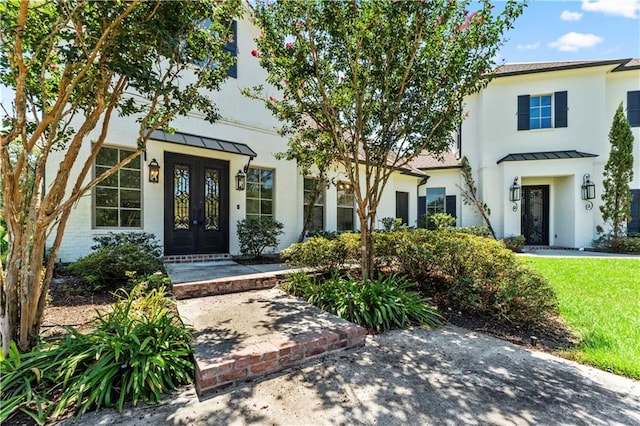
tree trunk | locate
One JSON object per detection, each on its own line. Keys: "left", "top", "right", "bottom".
{"left": 357, "top": 208, "right": 375, "bottom": 281}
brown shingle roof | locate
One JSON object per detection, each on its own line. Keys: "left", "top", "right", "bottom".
{"left": 492, "top": 58, "right": 637, "bottom": 77}
{"left": 410, "top": 150, "right": 461, "bottom": 170}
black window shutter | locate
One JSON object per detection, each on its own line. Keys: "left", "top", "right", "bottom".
{"left": 554, "top": 91, "right": 568, "bottom": 128}
{"left": 418, "top": 195, "right": 426, "bottom": 224}
{"left": 445, "top": 195, "right": 457, "bottom": 220}
{"left": 629, "top": 190, "right": 640, "bottom": 234}
{"left": 517, "top": 95, "right": 530, "bottom": 131}
{"left": 628, "top": 91, "right": 640, "bottom": 127}
{"left": 224, "top": 21, "right": 238, "bottom": 78}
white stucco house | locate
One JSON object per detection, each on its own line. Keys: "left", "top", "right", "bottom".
{"left": 417, "top": 58, "right": 640, "bottom": 248}
{"left": 48, "top": 13, "right": 426, "bottom": 262}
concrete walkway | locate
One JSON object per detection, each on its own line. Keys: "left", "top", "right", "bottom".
{"left": 68, "top": 324, "right": 640, "bottom": 425}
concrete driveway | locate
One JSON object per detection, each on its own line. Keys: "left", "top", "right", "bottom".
{"left": 69, "top": 325, "right": 640, "bottom": 426}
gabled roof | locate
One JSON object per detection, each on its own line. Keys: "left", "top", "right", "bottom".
{"left": 150, "top": 129, "right": 257, "bottom": 158}
{"left": 492, "top": 58, "right": 638, "bottom": 78}
{"left": 410, "top": 150, "right": 462, "bottom": 170}
{"left": 497, "top": 150, "right": 598, "bottom": 164}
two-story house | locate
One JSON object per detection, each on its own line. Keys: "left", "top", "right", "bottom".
{"left": 418, "top": 59, "right": 640, "bottom": 248}
{"left": 48, "top": 11, "right": 425, "bottom": 262}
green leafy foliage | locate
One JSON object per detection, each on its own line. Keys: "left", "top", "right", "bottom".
{"left": 425, "top": 213, "right": 456, "bottom": 230}
{"left": 396, "top": 230, "right": 558, "bottom": 326}
{"left": 501, "top": 235, "right": 526, "bottom": 253}
{"left": 0, "top": 284, "right": 193, "bottom": 424}
{"left": 600, "top": 102, "right": 635, "bottom": 238}
{"left": 66, "top": 233, "right": 164, "bottom": 291}
{"left": 248, "top": 0, "right": 524, "bottom": 279}
{"left": 592, "top": 235, "right": 640, "bottom": 253}
{"left": 236, "top": 217, "right": 285, "bottom": 258}
{"left": 284, "top": 229, "right": 558, "bottom": 326}
{"left": 0, "top": 215, "right": 7, "bottom": 268}
{"left": 283, "top": 272, "right": 442, "bottom": 333}
{"left": 380, "top": 217, "right": 406, "bottom": 232}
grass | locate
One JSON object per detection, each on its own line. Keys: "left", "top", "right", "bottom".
{"left": 524, "top": 257, "right": 640, "bottom": 379}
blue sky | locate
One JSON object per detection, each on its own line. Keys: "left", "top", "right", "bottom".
{"left": 494, "top": 0, "right": 640, "bottom": 63}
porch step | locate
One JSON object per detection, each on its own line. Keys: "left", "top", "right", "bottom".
{"left": 177, "top": 288, "right": 367, "bottom": 396}
{"left": 164, "top": 253, "right": 232, "bottom": 263}
{"left": 171, "top": 268, "right": 297, "bottom": 299}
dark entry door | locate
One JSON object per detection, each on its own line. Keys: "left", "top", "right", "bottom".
{"left": 396, "top": 191, "right": 409, "bottom": 225}
{"left": 521, "top": 185, "right": 549, "bottom": 245}
{"left": 164, "top": 153, "right": 229, "bottom": 255}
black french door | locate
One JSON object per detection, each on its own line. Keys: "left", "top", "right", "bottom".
{"left": 521, "top": 185, "right": 549, "bottom": 246}
{"left": 164, "top": 153, "right": 229, "bottom": 255}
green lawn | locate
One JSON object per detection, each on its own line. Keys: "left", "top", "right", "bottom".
{"left": 524, "top": 257, "right": 640, "bottom": 379}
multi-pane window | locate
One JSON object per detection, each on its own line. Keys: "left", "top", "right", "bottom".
{"left": 303, "top": 177, "right": 325, "bottom": 231}
{"left": 337, "top": 182, "right": 354, "bottom": 231}
{"left": 529, "top": 95, "right": 552, "bottom": 129}
{"left": 193, "top": 20, "right": 237, "bottom": 78}
{"left": 94, "top": 147, "right": 141, "bottom": 228}
{"left": 517, "top": 91, "right": 567, "bottom": 131}
{"left": 426, "top": 188, "right": 445, "bottom": 217}
{"left": 246, "top": 167, "right": 274, "bottom": 220}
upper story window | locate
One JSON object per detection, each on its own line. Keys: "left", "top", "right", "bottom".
{"left": 246, "top": 167, "right": 274, "bottom": 220}
{"left": 628, "top": 90, "right": 640, "bottom": 127}
{"left": 304, "top": 177, "right": 325, "bottom": 231}
{"left": 193, "top": 20, "right": 237, "bottom": 78}
{"left": 517, "top": 91, "right": 567, "bottom": 131}
{"left": 94, "top": 147, "right": 141, "bottom": 228}
{"left": 529, "top": 95, "right": 552, "bottom": 129}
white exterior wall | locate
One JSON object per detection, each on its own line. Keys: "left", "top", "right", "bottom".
{"left": 455, "top": 63, "right": 640, "bottom": 247}
{"left": 47, "top": 12, "right": 424, "bottom": 261}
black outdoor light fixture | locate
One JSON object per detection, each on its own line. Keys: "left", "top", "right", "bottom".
{"left": 235, "top": 169, "right": 246, "bottom": 191}
{"left": 148, "top": 158, "right": 160, "bottom": 183}
{"left": 581, "top": 174, "right": 596, "bottom": 210}
{"left": 509, "top": 176, "right": 521, "bottom": 211}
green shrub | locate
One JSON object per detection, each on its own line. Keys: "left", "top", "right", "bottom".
{"left": 0, "top": 284, "right": 193, "bottom": 424}
{"left": 454, "top": 226, "right": 492, "bottom": 237}
{"left": 236, "top": 217, "right": 284, "bottom": 258}
{"left": 593, "top": 235, "right": 640, "bottom": 253}
{"left": 67, "top": 233, "right": 164, "bottom": 291}
{"left": 426, "top": 213, "right": 456, "bottom": 230}
{"left": 501, "top": 235, "right": 525, "bottom": 253}
{"left": 127, "top": 271, "right": 172, "bottom": 291}
{"left": 284, "top": 272, "right": 442, "bottom": 333}
{"left": 380, "top": 217, "right": 405, "bottom": 232}
{"left": 396, "top": 230, "right": 558, "bottom": 326}
{"left": 282, "top": 236, "right": 348, "bottom": 272}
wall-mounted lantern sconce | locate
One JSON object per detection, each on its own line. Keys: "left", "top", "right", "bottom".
{"left": 235, "top": 170, "right": 246, "bottom": 191}
{"left": 337, "top": 181, "right": 352, "bottom": 191}
{"left": 581, "top": 174, "right": 596, "bottom": 210}
{"left": 148, "top": 158, "right": 160, "bottom": 183}
{"left": 509, "top": 177, "right": 521, "bottom": 212}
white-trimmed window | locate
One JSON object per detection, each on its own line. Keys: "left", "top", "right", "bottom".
{"left": 246, "top": 167, "right": 274, "bottom": 220}
{"left": 94, "top": 147, "right": 142, "bottom": 228}
{"left": 529, "top": 94, "right": 552, "bottom": 129}
{"left": 426, "top": 188, "right": 445, "bottom": 217}
{"left": 303, "top": 177, "right": 325, "bottom": 231}
{"left": 337, "top": 182, "right": 354, "bottom": 231}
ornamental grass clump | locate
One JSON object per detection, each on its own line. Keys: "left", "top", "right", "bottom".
{"left": 0, "top": 284, "right": 193, "bottom": 425}
{"left": 283, "top": 272, "right": 442, "bottom": 333}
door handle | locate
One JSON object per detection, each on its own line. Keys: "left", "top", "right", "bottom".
{"left": 192, "top": 208, "right": 198, "bottom": 226}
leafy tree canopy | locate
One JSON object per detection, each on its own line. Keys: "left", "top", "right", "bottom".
{"left": 247, "top": 0, "right": 524, "bottom": 278}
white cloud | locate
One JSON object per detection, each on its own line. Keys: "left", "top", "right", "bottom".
{"left": 548, "top": 32, "right": 604, "bottom": 51}
{"left": 560, "top": 10, "right": 583, "bottom": 21}
{"left": 517, "top": 42, "right": 541, "bottom": 50}
{"left": 581, "top": 0, "right": 639, "bottom": 19}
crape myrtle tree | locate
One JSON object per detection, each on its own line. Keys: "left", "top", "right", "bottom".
{"left": 248, "top": 0, "right": 525, "bottom": 280}
{"left": 600, "top": 102, "right": 635, "bottom": 238}
{"left": 0, "top": 0, "right": 242, "bottom": 352}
